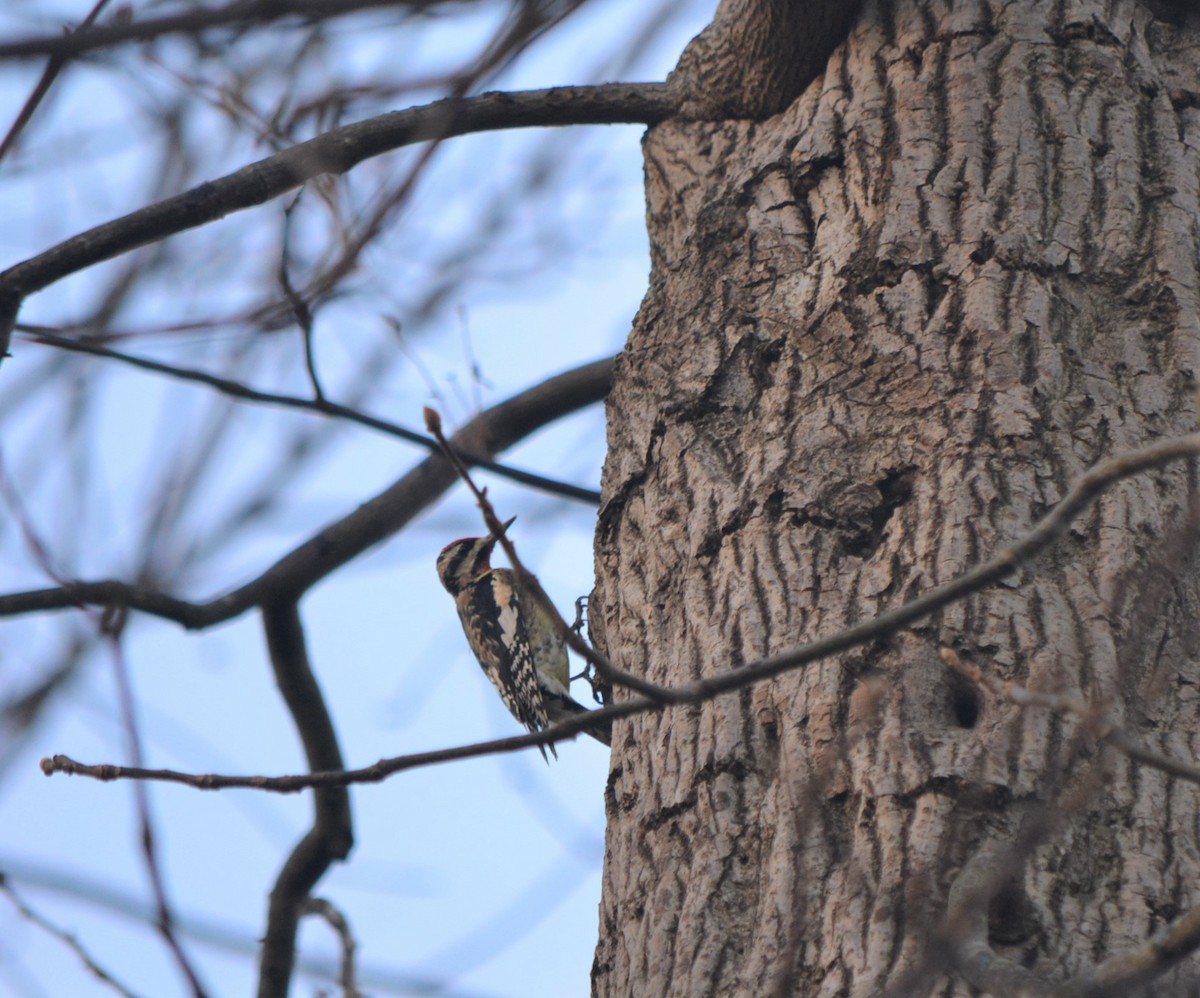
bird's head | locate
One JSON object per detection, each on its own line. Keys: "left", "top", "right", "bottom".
{"left": 435, "top": 516, "right": 516, "bottom": 596}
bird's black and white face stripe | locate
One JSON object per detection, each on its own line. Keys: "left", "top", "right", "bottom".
{"left": 435, "top": 517, "right": 516, "bottom": 596}
{"left": 436, "top": 535, "right": 496, "bottom": 596}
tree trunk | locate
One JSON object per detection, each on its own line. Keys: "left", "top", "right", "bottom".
{"left": 592, "top": 1, "right": 1200, "bottom": 995}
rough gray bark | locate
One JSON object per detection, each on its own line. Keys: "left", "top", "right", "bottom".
{"left": 593, "top": 1, "right": 1200, "bottom": 995}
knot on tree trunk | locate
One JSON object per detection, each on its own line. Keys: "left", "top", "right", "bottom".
{"left": 669, "top": 0, "right": 864, "bottom": 120}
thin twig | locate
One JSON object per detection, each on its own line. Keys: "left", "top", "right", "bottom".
{"left": 0, "top": 0, "right": 112, "bottom": 163}
{"left": 40, "top": 688, "right": 654, "bottom": 788}
{"left": 0, "top": 0, "right": 506, "bottom": 61}
{"left": 0, "top": 455, "right": 207, "bottom": 996}
{"left": 1, "top": 855, "right": 459, "bottom": 994}
{"left": 0, "top": 876, "right": 145, "bottom": 998}
{"left": 278, "top": 197, "right": 325, "bottom": 401}
{"left": 302, "top": 898, "right": 362, "bottom": 998}
{"left": 22, "top": 330, "right": 602, "bottom": 504}
{"left": 108, "top": 633, "right": 209, "bottom": 997}
{"left": 937, "top": 754, "right": 1200, "bottom": 998}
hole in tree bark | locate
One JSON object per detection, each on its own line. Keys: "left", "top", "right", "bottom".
{"left": 947, "top": 670, "right": 981, "bottom": 728}
{"left": 988, "top": 882, "right": 1039, "bottom": 946}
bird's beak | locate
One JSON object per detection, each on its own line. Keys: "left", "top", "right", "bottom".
{"left": 484, "top": 516, "right": 516, "bottom": 552}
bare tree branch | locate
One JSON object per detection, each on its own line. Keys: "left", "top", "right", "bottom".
{"left": 0, "top": 84, "right": 676, "bottom": 358}
{"left": 41, "top": 701, "right": 639, "bottom": 788}
{"left": 257, "top": 599, "right": 353, "bottom": 998}
{"left": 884, "top": 719, "right": 1117, "bottom": 998}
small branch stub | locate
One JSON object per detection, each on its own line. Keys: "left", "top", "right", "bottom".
{"left": 670, "top": 0, "right": 864, "bottom": 119}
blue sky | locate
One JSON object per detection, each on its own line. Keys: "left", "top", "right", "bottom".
{"left": 0, "top": 2, "right": 712, "bottom": 995}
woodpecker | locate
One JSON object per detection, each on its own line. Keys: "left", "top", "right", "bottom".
{"left": 436, "top": 518, "right": 611, "bottom": 757}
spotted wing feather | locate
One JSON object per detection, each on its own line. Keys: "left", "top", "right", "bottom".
{"left": 456, "top": 569, "right": 551, "bottom": 754}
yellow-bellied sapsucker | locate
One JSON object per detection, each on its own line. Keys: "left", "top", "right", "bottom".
{"left": 436, "top": 519, "right": 611, "bottom": 757}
